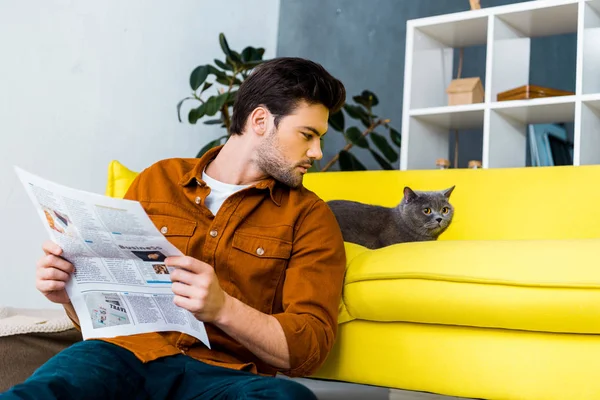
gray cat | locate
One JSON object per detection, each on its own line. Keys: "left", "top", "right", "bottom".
{"left": 327, "top": 186, "right": 455, "bottom": 249}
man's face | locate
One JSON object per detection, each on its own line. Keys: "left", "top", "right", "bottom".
{"left": 256, "top": 102, "right": 328, "bottom": 188}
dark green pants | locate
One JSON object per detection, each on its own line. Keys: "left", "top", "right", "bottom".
{"left": 1, "top": 340, "right": 316, "bottom": 399}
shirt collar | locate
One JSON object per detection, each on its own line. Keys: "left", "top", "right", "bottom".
{"left": 178, "top": 144, "right": 282, "bottom": 206}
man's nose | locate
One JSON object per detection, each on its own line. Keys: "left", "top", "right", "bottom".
{"left": 307, "top": 140, "right": 323, "bottom": 161}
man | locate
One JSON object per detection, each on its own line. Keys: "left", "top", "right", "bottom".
{"left": 3, "top": 57, "right": 347, "bottom": 399}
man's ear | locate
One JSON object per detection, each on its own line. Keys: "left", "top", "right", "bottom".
{"left": 249, "top": 107, "right": 269, "bottom": 136}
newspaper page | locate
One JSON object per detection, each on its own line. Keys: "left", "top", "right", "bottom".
{"left": 15, "top": 166, "right": 210, "bottom": 348}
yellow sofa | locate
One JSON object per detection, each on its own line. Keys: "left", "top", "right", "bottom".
{"left": 107, "top": 160, "right": 600, "bottom": 400}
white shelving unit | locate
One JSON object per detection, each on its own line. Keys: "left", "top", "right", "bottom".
{"left": 400, "top": 0, "right": 600, "bottom": 170}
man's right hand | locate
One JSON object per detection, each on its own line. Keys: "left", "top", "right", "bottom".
{"left": 36, "top": 240, "right": 74, "bottom": 304}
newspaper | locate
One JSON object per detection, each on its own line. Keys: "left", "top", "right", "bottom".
{"left": 15, "top": 167, "right": 210, "bottom": 348}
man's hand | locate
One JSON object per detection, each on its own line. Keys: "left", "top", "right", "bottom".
{"left": 166, "top": 256, "right": 229, "bottom": 323}
{"left": 166, "top": 255, "right": 290, "bottom": 369}
{"left": 36, "top": 241, "right": 74, "bottom": 305}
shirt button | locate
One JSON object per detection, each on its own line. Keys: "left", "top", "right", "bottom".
{"left": 160, "top": 226, "right": 168, "bottom": 234}
{"left": 256, "top": 247, "right": 265, "bottom": 256}
{"left": 209, "top": 230, "right": 218, "bottom": 238}
{"left": 195, "top": 196, "right": 201, "bottom": 204}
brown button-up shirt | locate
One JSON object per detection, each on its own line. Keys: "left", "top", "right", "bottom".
{"left": 89, "top": 146, "right": 346, "bottom": 377}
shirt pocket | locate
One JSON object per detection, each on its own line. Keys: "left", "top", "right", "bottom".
{"left": 227, "top": 232, "right": 292, "bottom": 313}
{"left": 149, "top": 215, "right": 197, "bottom": 254}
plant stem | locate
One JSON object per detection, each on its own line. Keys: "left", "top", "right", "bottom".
{"left": 222, "top": 105, "right": 231, "bottom": 134}
{"left": 220, "top": 69, "right": 239, "bottom": 134}
{"left": 193, "top": 93, "right": 205, "bottom": 104}
{"left": 320, "top": 118, "right": 390, "bottom": 172}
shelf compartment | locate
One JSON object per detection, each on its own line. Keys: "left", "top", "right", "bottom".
{"left": 495, "top": 0, "right": 578, "bottom": 38}
{"left": 490, "top": 9, "right": 577, "bottom": 102}
{"left": 413, "top": 14, "right": 489, "bottom": 48}
{"left": 583, "top": 1, "right": 600, "bottom": 94}
{"left": 486, "top": 98, "right": 576, "bottom": 169}
{"left": 490, "top": 96, "right": 576, "bottom": 124}
{"left": 578, "top": 99, "right": 600, "bottom": 165}
{"left": 401, "top": 113, "right": 484, "bottom": 170}
{"left": 407, "top": 14, "right": 488, "bottom": 110}
{"left": 409, "top": 104, "right": 485, "bottom": 130}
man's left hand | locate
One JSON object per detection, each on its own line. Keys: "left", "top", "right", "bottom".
{"left": 165, "top": 256, "right": 230, "bottom": 323}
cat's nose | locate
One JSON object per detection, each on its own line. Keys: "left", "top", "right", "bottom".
{"left": 436, "top": 217, "right": 442, "bottom": 223}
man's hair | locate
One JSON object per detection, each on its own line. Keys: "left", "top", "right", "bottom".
{"left": 229, "top": 57, "right": 346, "bottom": 135}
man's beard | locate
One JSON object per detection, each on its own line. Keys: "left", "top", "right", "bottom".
{"left": 255, "top": 129, "right": 308, "bottom": 188}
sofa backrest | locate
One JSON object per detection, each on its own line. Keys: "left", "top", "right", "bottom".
{"left": 303, "top": 165, "right": 600, "bottom": 241}
{"left": 107, "top": 160, "right": 600, "bottom": 241}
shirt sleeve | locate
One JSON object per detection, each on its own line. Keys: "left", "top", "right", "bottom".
{"left": 272, "top": 199, "right": 346, "bottom": 377}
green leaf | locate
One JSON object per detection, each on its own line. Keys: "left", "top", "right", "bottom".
{"left": 177, "top": 97, "right": 194, "bottom": 123}
{"left": 196, "top": 136, "right": 227, "bottom": 158}
{"left": 363, "top": 90, "right": 379, "bottom": 107}
{"left": 361, "top": 116, "right": 373, "bottom": 128}
{"left": 204, "top": 96, "right": 219, "bottom": 116}
{"left": 207, "top": 65, "right": 227, "bottom": 79}
{"left": 344, "top": 104, "right": 372, "bottom": 127}
{"left": 203, "top": 118, "right": 222, "bottom": 125}
{"left": 371, "top": 132, "right": 399, "bottom": 163}
{"left": 345, "top": 127, "right": 369, "bottom": 148}
{"left": 242, "top": 47, "right": 265, "bottom": 62}
{"left": 329, "top": 110, "right": 345, "bottom": 132}
{"left": 352, "top": 95, "right": 368, "bottom": 108}
{"left": 189, "top": 65, "right": 209, "bottom": 91}
{"left": 343, "top": 104, "right": 366, "bottom": 119}
{"left": 201, "top": 82, "right": 213, "bottom": 93}
{"left": 351, "top": 90, "right": 379, "bottom": 109}
{"left": 227, "top": 90, "right": 238, "bottom": 104}
{"left": 242, "top": 59, "right": 264, "bottom": 69}
{"left": 338, "top": 150, "right": 367, "bottom": 171}
{"left": 188, "top": 103, "right": 206, "bottom": 124}
{"left": 369, "top": 149, "right": 394, "bottom": 170}
{"left": 214, "top": 59, "right": 233, "bottom": 71}
{"left": 229, "top": 50, "right": 242, "bottom": 64}
{"left": 241, "top": 47, "right": 253, "bottom": 63}
{"left": 219, "top": 33, "right": 233, "bottom": 60}
{"left": 215, "top": 76, "right": 230, "bottom": 86}
{"left": 390, "top": 127, "right": 401, "bottom": 147}
{"left": 215, "top": 92, "right": 230, "bottom": 111}
{"left": 215, "top": 75, "right": 242, "bottom": 86}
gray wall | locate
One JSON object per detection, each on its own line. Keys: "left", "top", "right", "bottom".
{"left": 277, "top": 0, "right": 576, "bottom": 170}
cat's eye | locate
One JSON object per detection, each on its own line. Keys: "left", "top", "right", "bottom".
{"left": 423, "top": 208, "right": 432, "bottom": 215}
{"left": 442, "top": 207, "right": 450, "bottom": 214}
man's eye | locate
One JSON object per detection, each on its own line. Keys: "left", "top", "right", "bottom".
{"left": 302, "top": 133, "right": 312, "bottom": 140}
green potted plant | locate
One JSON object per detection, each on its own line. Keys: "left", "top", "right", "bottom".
{"left": 177, "top": 34, "right": 401, "bottom": 171}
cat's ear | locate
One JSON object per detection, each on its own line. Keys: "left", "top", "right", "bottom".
{"left": 403, "top": 186, "right": 419, "bottom": 203}
{"left": 443, "top": 185, "right": 455, "bottom": 198}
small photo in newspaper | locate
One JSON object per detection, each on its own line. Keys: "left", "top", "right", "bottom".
{"left": 145, "top": 263, "right": 175, "bottom": 284}
{"left": 131, "top": 250, "right": 167, "bottom": 262}
{"left": 84, "top": 292, "right": 131, "bottom": 329}
{"left": 40, "top": 204, "right": 76, "bottom": 237}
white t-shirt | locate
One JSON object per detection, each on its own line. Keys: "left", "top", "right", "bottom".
{"left": 202, "top": 169, "right": 250, "bottom": 216}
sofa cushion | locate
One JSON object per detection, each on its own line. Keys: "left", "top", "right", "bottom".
{"left": 105, "top": 160, "right": 139, "bottom": 198}
{"left": 342, "top": 238, "right": 600, "bottom": 334}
